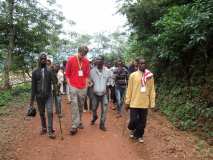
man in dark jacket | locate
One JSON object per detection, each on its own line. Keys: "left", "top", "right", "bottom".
{"left": 30, "top": 53, "right": 57, "bottom": 139}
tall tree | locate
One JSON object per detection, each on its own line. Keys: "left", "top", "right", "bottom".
{"left": 3, "top": 0, "right": 15, "bottom": 89}
{"left": 0, "top": 0, "right": 65, "bottom": 88}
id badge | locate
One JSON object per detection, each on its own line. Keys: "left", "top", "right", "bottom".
{"left": 78, "top": 70, "right": 83, "bottom": 77}
{"left": 140, "top": 86, "right": 146, "bottom": 92}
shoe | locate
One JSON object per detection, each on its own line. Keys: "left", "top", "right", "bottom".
{"left": 138, "top": 137, "right": 144, "bottom": 143}
{"left": 90, "top": 115, "right": 98, "bottom": 125}
{"left": 70, "top": 128, "right": 78, "bottom": 135}
{"left": 48, "top": 132, "right": 56, "bottom": 139}
{"left": 129, "top": 130, "right": 134, "bottom": 138}
{"left": 99, "top": 125, "right": 107, "bottom": 131}
{"left": 40, "top": 128, "right": 47, "bottom": 135}
{"left": 78, "top": 123, "right": 84, "bottom": 129}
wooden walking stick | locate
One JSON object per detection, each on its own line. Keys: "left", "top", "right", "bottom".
{"left": 122, "top": 108, "right": 128, "bottom": 136}
{"left": 121, "top": 89, "right": 128, "bottom": 136}
{"left": 57, "top": 115, "right": 64, "bottom": 140}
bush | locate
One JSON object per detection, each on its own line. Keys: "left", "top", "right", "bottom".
{"left": 0, "top": 90, "right": 12, "bottom": 106}
{"left": 157, "top": 82, "right": 213, "bottom": 139}
{"left": 0, "top": 83, "right": 30, "bottom": 107}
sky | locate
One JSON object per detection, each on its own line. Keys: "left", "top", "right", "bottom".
{"left": 51, "top": 0, "right": 127, "bottom": 34}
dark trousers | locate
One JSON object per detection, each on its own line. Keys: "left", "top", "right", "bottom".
{"left": 63, "top": 82, "right": 67, "bottom": 94}
{"left": 36, "top": 96, "right": 53, "bottom": 133}
{"left": 128, "top": 108, "right": 148, "bottom": 138}
{"left": 54, "top": 95, "right": 61, "bottom": 114}
{"left": 107, "top": 85, "right": 116, "bottom": 103}
{"left": 92, "top": 94, "right": 108, "bottom": 126}
{"left": 84, "top": 87, "right": 93, "bottom": 111}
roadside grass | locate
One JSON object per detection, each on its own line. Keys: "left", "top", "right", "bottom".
{"left": 0, "top": 83, "right": 30, "bottom": 116}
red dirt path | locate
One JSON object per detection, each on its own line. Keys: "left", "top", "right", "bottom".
{"left": 0, "top": 96, "right": 212, "bottom": 160}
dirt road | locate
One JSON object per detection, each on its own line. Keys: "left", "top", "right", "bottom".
{"left": 0, "top": 96, "right": 212, "bottom": 160}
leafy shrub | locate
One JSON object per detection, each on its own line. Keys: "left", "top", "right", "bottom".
{"left": 0, "top": 83, "right": 30, "bottom": 107}
{"left": 157, "top": 82, "right": 213, "bottom": 139}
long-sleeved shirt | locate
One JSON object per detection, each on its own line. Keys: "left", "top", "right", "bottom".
{"left": 65, "top": 55, "right": 90, "bottom": 89}
{"left": 125, "top": 70, "right": 156, "bottom": 108}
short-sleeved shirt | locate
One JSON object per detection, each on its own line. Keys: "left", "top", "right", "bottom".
{"left": 90, "top": 67, "right": 110, "bottom": 96}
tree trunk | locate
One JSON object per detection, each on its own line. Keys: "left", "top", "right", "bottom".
{"left": 22, "top": 70, "right": 26, "bottom": 82}
{"left": 3, "top": 0, "right": 15, "bottom": 89}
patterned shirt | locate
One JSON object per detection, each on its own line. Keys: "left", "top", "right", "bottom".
{"left": 114, "top": 67, "right": 129, "bottom": 88}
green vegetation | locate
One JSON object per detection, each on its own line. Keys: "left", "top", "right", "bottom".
{"left": 0, "top": 0, "right": 65, "bottom": 88}
{"left": 0, "top": 83, "right": 31, "bottom": 114}
{"left": 157, "top": 82, "right": 213, "bottom": 138}
{"left": 119, "top": 0, "right": 213, "bottom": 141}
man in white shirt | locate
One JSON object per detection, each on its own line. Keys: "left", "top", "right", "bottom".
{"left": 90, "top": 56, "right": 110, "bottom": 131}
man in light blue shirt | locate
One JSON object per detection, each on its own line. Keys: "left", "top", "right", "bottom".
{"left": 90, "top": 56, "right": 110, "bottom": 131}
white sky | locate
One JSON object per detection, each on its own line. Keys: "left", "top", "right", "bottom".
{"left": 54, "top": 0, "right": 127, "bottom": 34}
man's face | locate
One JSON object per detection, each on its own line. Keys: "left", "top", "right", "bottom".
{"left": 40, "top": 55, "right": 47, "bottom": 65}
{"left": 106, "top": 63, "right": 111, "bottom": 68}
{"left": 47, "top": 61, "right": 51, "bottom": 66}
{"left": 117, "top": 62, "right": 123, "bottom": 69}
{"left": 138, "top": 59, "right": 146, "bottom": 72}
{"left": 78, "top": 52, "right": 86, "bottom": 60}
{"left": 96, "top": 58, "right": 104, "bottom": 68}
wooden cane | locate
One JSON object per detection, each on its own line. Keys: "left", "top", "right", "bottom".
{"left": 58, "top": 115, "right": 64, "bottom": 140}
{"left": 121, "top": 89, "right": 128, "bottom": 136}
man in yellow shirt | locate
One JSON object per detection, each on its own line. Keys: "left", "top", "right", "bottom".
{"left": 125, "top": 58, "right": 156, "bottom": 143}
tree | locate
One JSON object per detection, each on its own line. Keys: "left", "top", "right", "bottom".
{"left": 0, "top": 0, "right": 65, "bottom": 88}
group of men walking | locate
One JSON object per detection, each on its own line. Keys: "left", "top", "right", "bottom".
{"left": 30, "top": 45, "right": 156, "bottom": 143}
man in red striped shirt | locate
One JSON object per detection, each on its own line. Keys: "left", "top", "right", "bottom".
{"left": 66, "top": 46, "right": 90, "bottom": 135}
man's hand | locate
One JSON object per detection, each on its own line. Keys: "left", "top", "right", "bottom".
{"left": 125, "top": 104, "right": 130, "bottom": 111}
{"left": 88, "top": 79, "right": 93, "bottom": 87}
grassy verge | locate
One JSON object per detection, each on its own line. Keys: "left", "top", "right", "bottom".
{"left": 156, "top": 82, "right": 213, "bottom": 144}
{"left": 0, "top": 83, "right": 31, "bottom": 115}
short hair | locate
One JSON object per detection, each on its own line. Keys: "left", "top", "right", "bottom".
{"left": 117, "top": 59, "right": 123, "bottom": 65}
{"left": 78, "top": 46, "right": 89, "bottom": 55}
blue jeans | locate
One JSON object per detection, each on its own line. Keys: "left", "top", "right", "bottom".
{"left": 54, "top": 95, "right": 61, "bottom": 114}
{"left": 115, "top": 86, "right": 126, "bottom": 113}
{"left": 36, "top": 96, "right": 53, "bottom": 133}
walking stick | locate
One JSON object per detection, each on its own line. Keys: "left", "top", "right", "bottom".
{"left": 122, "top": 108, "right": 128, "bottom": 136}
{"left": 121, "top": 89, "right": 128, "bottom": 136}
{"left": 57, "top": 115, "right": 64, "bottom": 140}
